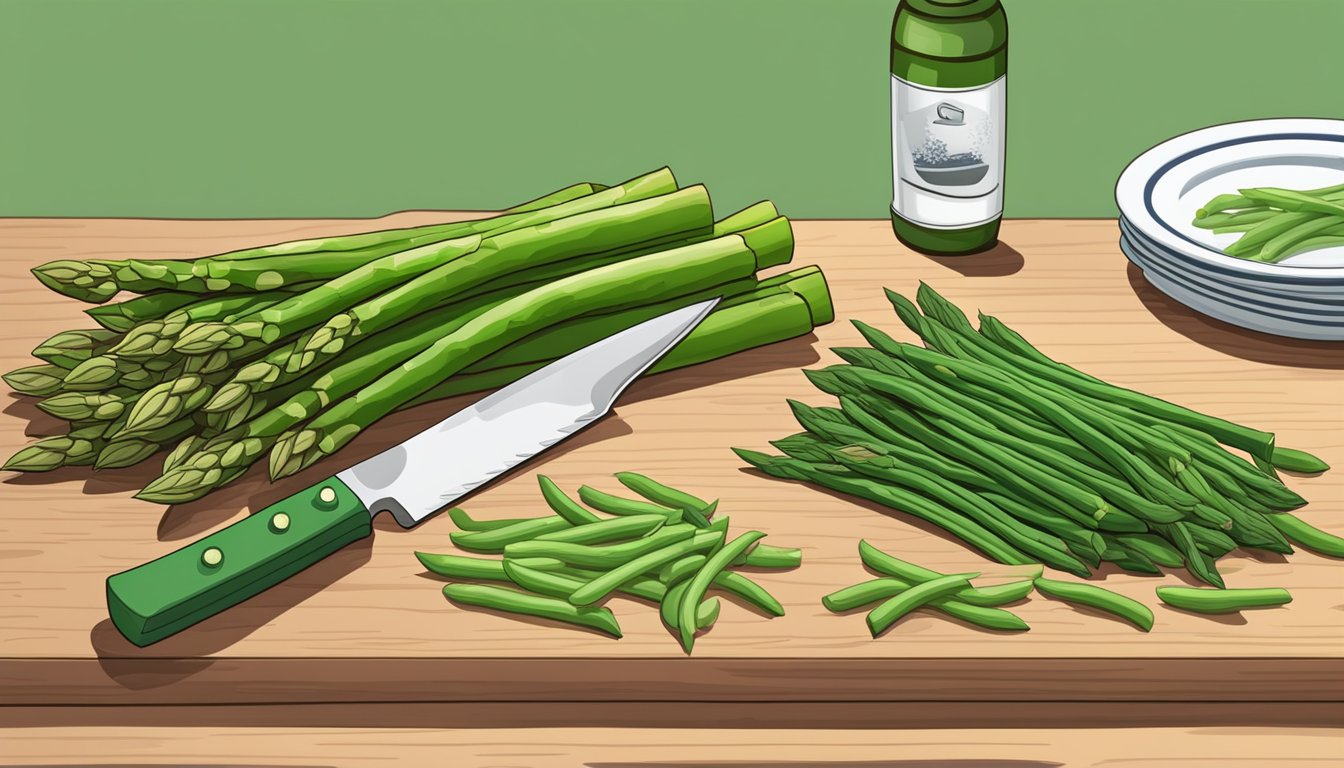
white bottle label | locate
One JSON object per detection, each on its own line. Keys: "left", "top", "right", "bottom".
{"left": 891, "top": 74, "right": 1005, "bottom": 229}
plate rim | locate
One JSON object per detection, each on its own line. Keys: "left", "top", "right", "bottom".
{"left": 1119, "top": 218, "right": 1344, "bottom": 297}
{"left": 1120, "top": 234, "right": 1344, "bottom": 320}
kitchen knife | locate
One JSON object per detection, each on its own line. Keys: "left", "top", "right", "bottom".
{"left": 106, "top": 297, "right": 720, "bottom": 647}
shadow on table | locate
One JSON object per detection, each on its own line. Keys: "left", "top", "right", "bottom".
{"left": 88, "top": 534, "right": 373, "bottom": 683}
{"left": 915, "top": 240, "right": 1024, "bottom": 278}
{"left": 1127, "top": 264, "right": 1344, "bottom": 369}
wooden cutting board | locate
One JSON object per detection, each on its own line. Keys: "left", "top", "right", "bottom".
{"left": 1, "top": 216, "right": 1340, "bottom": 728}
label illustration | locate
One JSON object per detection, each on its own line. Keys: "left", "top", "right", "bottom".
{"left": 892, "top": 74, "right": 1005, "bottom": 229}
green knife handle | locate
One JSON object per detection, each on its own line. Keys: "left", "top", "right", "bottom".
{"left": 107, "top": 477, "right": 371, "bottom": 647}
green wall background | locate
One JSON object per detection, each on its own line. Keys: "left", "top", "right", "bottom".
{"left": 2, "top": 0, "right": 1339, "bottom": 219}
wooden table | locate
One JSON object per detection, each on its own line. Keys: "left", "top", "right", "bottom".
{"left": 3, "top": 726, "right": 1342, "bottom": 767}
{"left": 2, "top": 217, "right": 1342, "bottom": 740}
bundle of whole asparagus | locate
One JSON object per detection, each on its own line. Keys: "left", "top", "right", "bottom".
{"left": 735, "top": 283, "right": 1340, "bottom": 587}
{"left": 5, "top": 169, "right": 834, "bottom": 502}
{"left": 418, "top": 473, "right": 801, "bottom": 652}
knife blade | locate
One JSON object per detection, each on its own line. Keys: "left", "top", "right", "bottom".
{"left": 106, "top": 297, "right": 720, "bottom": 646}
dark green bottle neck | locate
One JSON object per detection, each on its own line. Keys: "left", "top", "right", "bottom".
{"left": 891, "top": 0, "right": 1006, "bottom": 88}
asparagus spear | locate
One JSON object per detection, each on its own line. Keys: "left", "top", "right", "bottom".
{"left": 401, "top": 277, "right": 828, "bottom": 411}
{"left": 108, "top": 291, "right": 298, "bottom": 360}
{"left": 31, "top": 172, "right": 672, "bottom": 303}
{"left": 3, "top": 364, "right": 67, "bottom": 396}
{"left": 269, "top": 219, "right": 794, "bottom": 477}
{"left": 37, "top": 389, "right": 135, "bottom": 422}
{"left": 113, "top": 372, "right": 229, "bottom": 438}
{"left": 32, "top": 329, "right": 121, "bottom": 369}
{"left": 279, "top": 186, "right": 713, "bottom": 376}
{"left": 2, "top": 426, "right": 105, "bottom": 471}
{"left": 85, "top": 292, "right": 207, "bottom": 332}
{"left": 94, "top": 419, "right": 201, "bottom": 470}
{"left": 206, "top": 182, "right": 603, "bottom": 262}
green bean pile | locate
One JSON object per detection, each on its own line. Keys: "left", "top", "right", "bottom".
{"left": 822, "top": 541, "right": 1036, "bottom": 635}
{"left": 416, "top": 472, "right": 801, "bottom": 652}
{"left": 736, "top": 284, "right": 1341, "bottom": 587}
{"left": 1194, "top": 183, "right": 1344, "bottom": 263}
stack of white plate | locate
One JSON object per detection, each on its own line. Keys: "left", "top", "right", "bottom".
{"left": 1115, "top": 118, "right": 1344, "bottom": 341}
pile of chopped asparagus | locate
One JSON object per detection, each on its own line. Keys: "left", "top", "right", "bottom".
{"left": 4, "top": 169, "right": 834, "bottom": 501}
{"left": 417, "top": 473, "right": 801, "bottom": 652}
{"left": 736, "top": 283, "right": 1340, "bottom": 587}
{"left": 1194, "top": 182, "right": 1344, "bottom": 262}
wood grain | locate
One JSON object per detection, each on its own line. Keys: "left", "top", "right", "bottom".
{"left": 2, "top": 725, "right": 1342, "bottom": 766}
{"left": 0, "top": 216, "right": 1341, "bottom": 719}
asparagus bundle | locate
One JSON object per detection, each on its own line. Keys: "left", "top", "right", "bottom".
{"left": 7, "top": 169, "right": 835, "bottom": 506}
{"left": 1193, "top": 182, "right": 1344, "bottom": 263}
{"left": 736, "top": 283, "right": 1338, "bottom": 587}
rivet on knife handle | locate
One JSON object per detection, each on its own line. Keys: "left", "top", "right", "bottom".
{"left": 106, "top": 478, "right": 372, "bottom": 647}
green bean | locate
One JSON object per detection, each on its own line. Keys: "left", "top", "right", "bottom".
{"left": 1033, "top": 576, "right": 1154, "bottom": 631}
{"left": 1265, "top": 514, "right": 1344, "bottom": 557}
{"left": 536, "top": 475, "right": 603, "bottom": 525}
{"left": 501, "top": 561, "right": 585, "bottom": 599}
{"left": 415, "top": 552, "right": 508, "bottom": 581}
{"left": 735, "top": 448, "right": 1034, "bottom": 565}
{"left": 822, "top": 576, "right": 1029, "bottom": 631}
{"left": 1153, "top": 425, "right": 1304, "bottom": 510}
{"left": 1115, "top": 534, "right": 1185, "bottom": 568}
{"left": 823, "top": 577, "right": 910, "bottom": 612}
{"left": 575, "top": 485, "right": 678, "bottom": 517}
{"left": 449, "top": 516, "right": 571, "bottom": 553}
{"left": 1216, "top": 496, "right": 1293, "bottom": 555}
{"left": 829, "top": 364, "right": 1111, "bottom": 474}
{"left": 845, "top": 365, "right": 1192, "bottom": 527}
{"left": 442, "top": 583, "right": 622, "bottom": 637}
{"left": 973, "top": 314, "right": 1280, "bottom": 467}
{"left": 504, "top": 524, "right": 695, "bottom": 568}
{"left": 982, "top": 492, "right": 1106, "bottom": 556}
{"left": 858, "top": 539, "right": 973, "bottom": 583}
{"left": 447, "top": 507, "right": 542, "bottom": 532}
{"left": 660, "top": 554, "right": 707, "bottom": 584}
{"left": 1156, "top": 586, "right": 1292, "bottom": 613}
{"left": 936, "top": 599, "right": 1031, "bottom": 631}
{"left": 576, "top": 485, "right": 683, "bottom": 521}
{"left": 678, "top": 531, "right": 764, "bottom": 650}
{"left": 1270, "top": 447, "right": 1330, "bottom": 474}
{"left": 1256, "top": 216, "right": 1344, "bottom": 262}
{"left": 569, "top": 531, "right": 722, "bottom": 606}
{"left": 534, "top": 514, "right": 665, "bottom": 544}
{"left": 827, "top": 396, "right": 1111, "bottom": 532}
{"left": 1186, "top": 524, "right": 1238, "bottom": 558}
{"left": 659, "top": 581, "right": 721, "bottom": 631}
{"left": 713, "top": 571, "right": 785, "bottom": 616}
{"left": 838, "top": 394, "right": 1140, "bottom": 533}
{"left": 960, "top": 579, "right": 1035, "bottom": 606}
{"left": 1240, "top": 186, "right": 1344, "bottom": 217}
{"left": 832, "top": 449, "right": 1086, "bottom": 575}
{"left": 561, "top": 566, "right": 666, "bottom": 602}
{"left": 1157, "top": 522, "right": 1224, "bottom": 588}
{"left": 868, "top": 332, "right": 1201, "bottom": 513}
{"left": 866, "top": 574, "right": 972, "bottom": 637}
{"left": 736, "top": 543, "right": 803, "bottom": 569}
{"left": 614, "top": 471, "right": 714, "bottom": 527}
{"left": 509, "top": 557, "right": 566, "bottom": 571}
{"left": 1192, "top": 209, "right": 1277, "bottom": 229}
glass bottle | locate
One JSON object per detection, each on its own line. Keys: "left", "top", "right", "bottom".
{"left": 890, "top": 0, "right": 1008, "bottom": 255}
